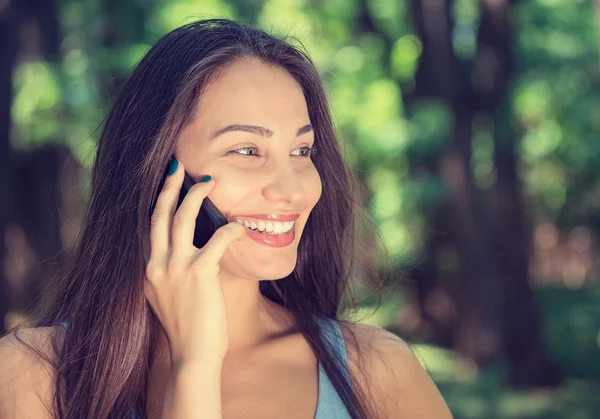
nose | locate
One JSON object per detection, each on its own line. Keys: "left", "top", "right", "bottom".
{"left": 262, "top": 161, "right": 305, "bottom": 207}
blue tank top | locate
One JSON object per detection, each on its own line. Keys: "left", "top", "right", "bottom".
{"left": 60, "top": 317, "right": 352, "bottom": 418}
{"left": 313, "top": 315, "right": 353, "bottom": 419}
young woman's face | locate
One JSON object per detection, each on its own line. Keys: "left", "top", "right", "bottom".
{"left": 178, "top": 57, "right": 322, "bottom": 281}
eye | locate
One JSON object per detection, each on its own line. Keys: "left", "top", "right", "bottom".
{"left": 291, "top": 146, "right": 315, "bottom": 158}
{"left": 229, "top": 147, "right": 260, "bottom": 157}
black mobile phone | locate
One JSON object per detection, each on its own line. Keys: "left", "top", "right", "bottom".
{"left": 177, "top": 170, "right": 229, "bottom": 249}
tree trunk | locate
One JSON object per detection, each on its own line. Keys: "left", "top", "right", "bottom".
{"left": 404, "top": 0, "right": 561, "bottom": 386}
{"left": 12, "top": 146, "right": 83, "bottom": 310}
{"left": 476, "top": 0, "right": 561, "bottom": 387}
{"left": 0, "top": 0, "right": 21, "bottom": 334}
{"left": 442, "top": 101, "right": 506, "bottom": 365}
{"left": 408, "top": 0, "right": 506, "bottom": 365}
{"left": 1, "top": 0, "right": 69, "bottom": 330}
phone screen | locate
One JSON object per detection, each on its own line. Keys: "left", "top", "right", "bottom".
{"left": 178, "top": 170, "right": 229, "bottom": 249}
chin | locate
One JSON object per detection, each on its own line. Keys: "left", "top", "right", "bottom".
{"left": 227, "top": 249, "right": 294, "bottom": 281}
{"left": 221, "top": 245, "right": 299, "bottom": 280}
{"left": 258, "top": 271, "right": 294, "bottom": 281}
{"left": 254, "top": 257, "right": 298, "bottom": 281}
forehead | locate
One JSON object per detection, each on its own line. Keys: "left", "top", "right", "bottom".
{"left": 195, "top": 58, "right": 309, "bottom": 128}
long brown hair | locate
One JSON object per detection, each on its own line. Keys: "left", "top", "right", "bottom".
{"left": 8, "top": 18, "right": 387, "bottom": 419}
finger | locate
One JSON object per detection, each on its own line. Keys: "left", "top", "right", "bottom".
{"left": 143, "top": 277, "right": 155, "bottom": 307}
{"left": 197, "top": 221, "right": 246, "bottom": 264}
{"left": 143, "top": 278, "right": 161, "bottom": 323}
{"left": 149, "top": 160, "right": 185, "bottom": 260}
{"left": 171, "top": 178, "right": 215, "bottom": 256}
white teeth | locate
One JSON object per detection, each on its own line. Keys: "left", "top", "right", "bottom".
{"left": 234, "top": 218, "right": 295, "bottom": 234}
{"left": 257, "top": 220, "right": 266, "bottom": 232}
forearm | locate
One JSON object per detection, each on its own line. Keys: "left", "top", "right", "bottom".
{"left": 160, "top": 362, "right": 223, "bottom": 419}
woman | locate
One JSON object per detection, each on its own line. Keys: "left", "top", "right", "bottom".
{"left": 0, "top": 19, "right": 452, "bottom": 419}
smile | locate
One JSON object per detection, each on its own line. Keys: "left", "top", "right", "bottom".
{"left": 231, "top": 214, "right": 299, "bottom": 248}
{"left": 234, "top": 218, "right": 295, "bottom": 235}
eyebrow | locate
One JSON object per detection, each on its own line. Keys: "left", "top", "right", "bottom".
{"left": 212, "top": 123, "right": 313, "bottom": 139}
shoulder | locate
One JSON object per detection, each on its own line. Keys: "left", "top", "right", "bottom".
{"left": 0, "top": 326, "right": 64, "bottom": 418}
{"left": 338, "top": 321, "right": 453, "bottom": 419}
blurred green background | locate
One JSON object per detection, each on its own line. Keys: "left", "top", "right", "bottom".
{"left": 1, "top": 0, "right": 600, "bottom": 417}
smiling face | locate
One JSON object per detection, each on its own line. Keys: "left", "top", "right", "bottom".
{"left": 177, "top": 57, "right": 322, "bottom": 281}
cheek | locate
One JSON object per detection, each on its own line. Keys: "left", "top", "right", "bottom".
{"left": 295, "top": 170, "right": 321, "bottom": 239}
{"left": 303, "top": 166, "right": 322, "bottom": 210}
{"left": 205, "top": 163, "right": 322, "bottom": 217}
{"left": 206, "top": 169, "right": 257, "bottom": 215}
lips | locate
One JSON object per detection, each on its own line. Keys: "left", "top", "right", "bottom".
{"left": 231, "top": 213, "right": 299, "bottom": 248}
{"left": 243, "top": 227, "right": 295, "bottom": 247}
{"left": 232, "top": 213, "right": 299, "bottom": 222}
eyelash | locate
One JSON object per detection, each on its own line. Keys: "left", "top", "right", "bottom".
{"left": 229, "top": 146, "right": 316, "bottom": 158}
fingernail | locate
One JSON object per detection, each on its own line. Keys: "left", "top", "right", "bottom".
{"left": 167, "top": 160, "right": 179, "bottom": 176}
{"left": 199, "top": 175, "right": 212, "bottom": 183}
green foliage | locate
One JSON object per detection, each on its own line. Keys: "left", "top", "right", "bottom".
{"left": 391, "top": 34, "right": 422, "bottom": 81}
{"left": 512, "top": 0, "right": 600, "bottom": 223}
{"left": 9, "top": 0, "right": 600, "bottom": 416}
{"left": 12, "top": 62, "right": 62, "bottom": 147}
{"left": 155, "top": 0, "right": 237, "bottom": 33}
{"left": 433, "top": 286, "right": 600, "bottom": 419}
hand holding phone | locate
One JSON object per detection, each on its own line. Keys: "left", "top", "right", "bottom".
{"left": 144, "top": 159, "right": 245, "bottom": 366}
{"left": 178, "top": 171, "right": 229, "bottom": 249}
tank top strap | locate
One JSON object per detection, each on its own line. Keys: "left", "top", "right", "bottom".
{"left": 312, "top": 314, "right": 352, "bottom": 418}
{"left": 313, "top": 315, "right": 350, "bottom": 376}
